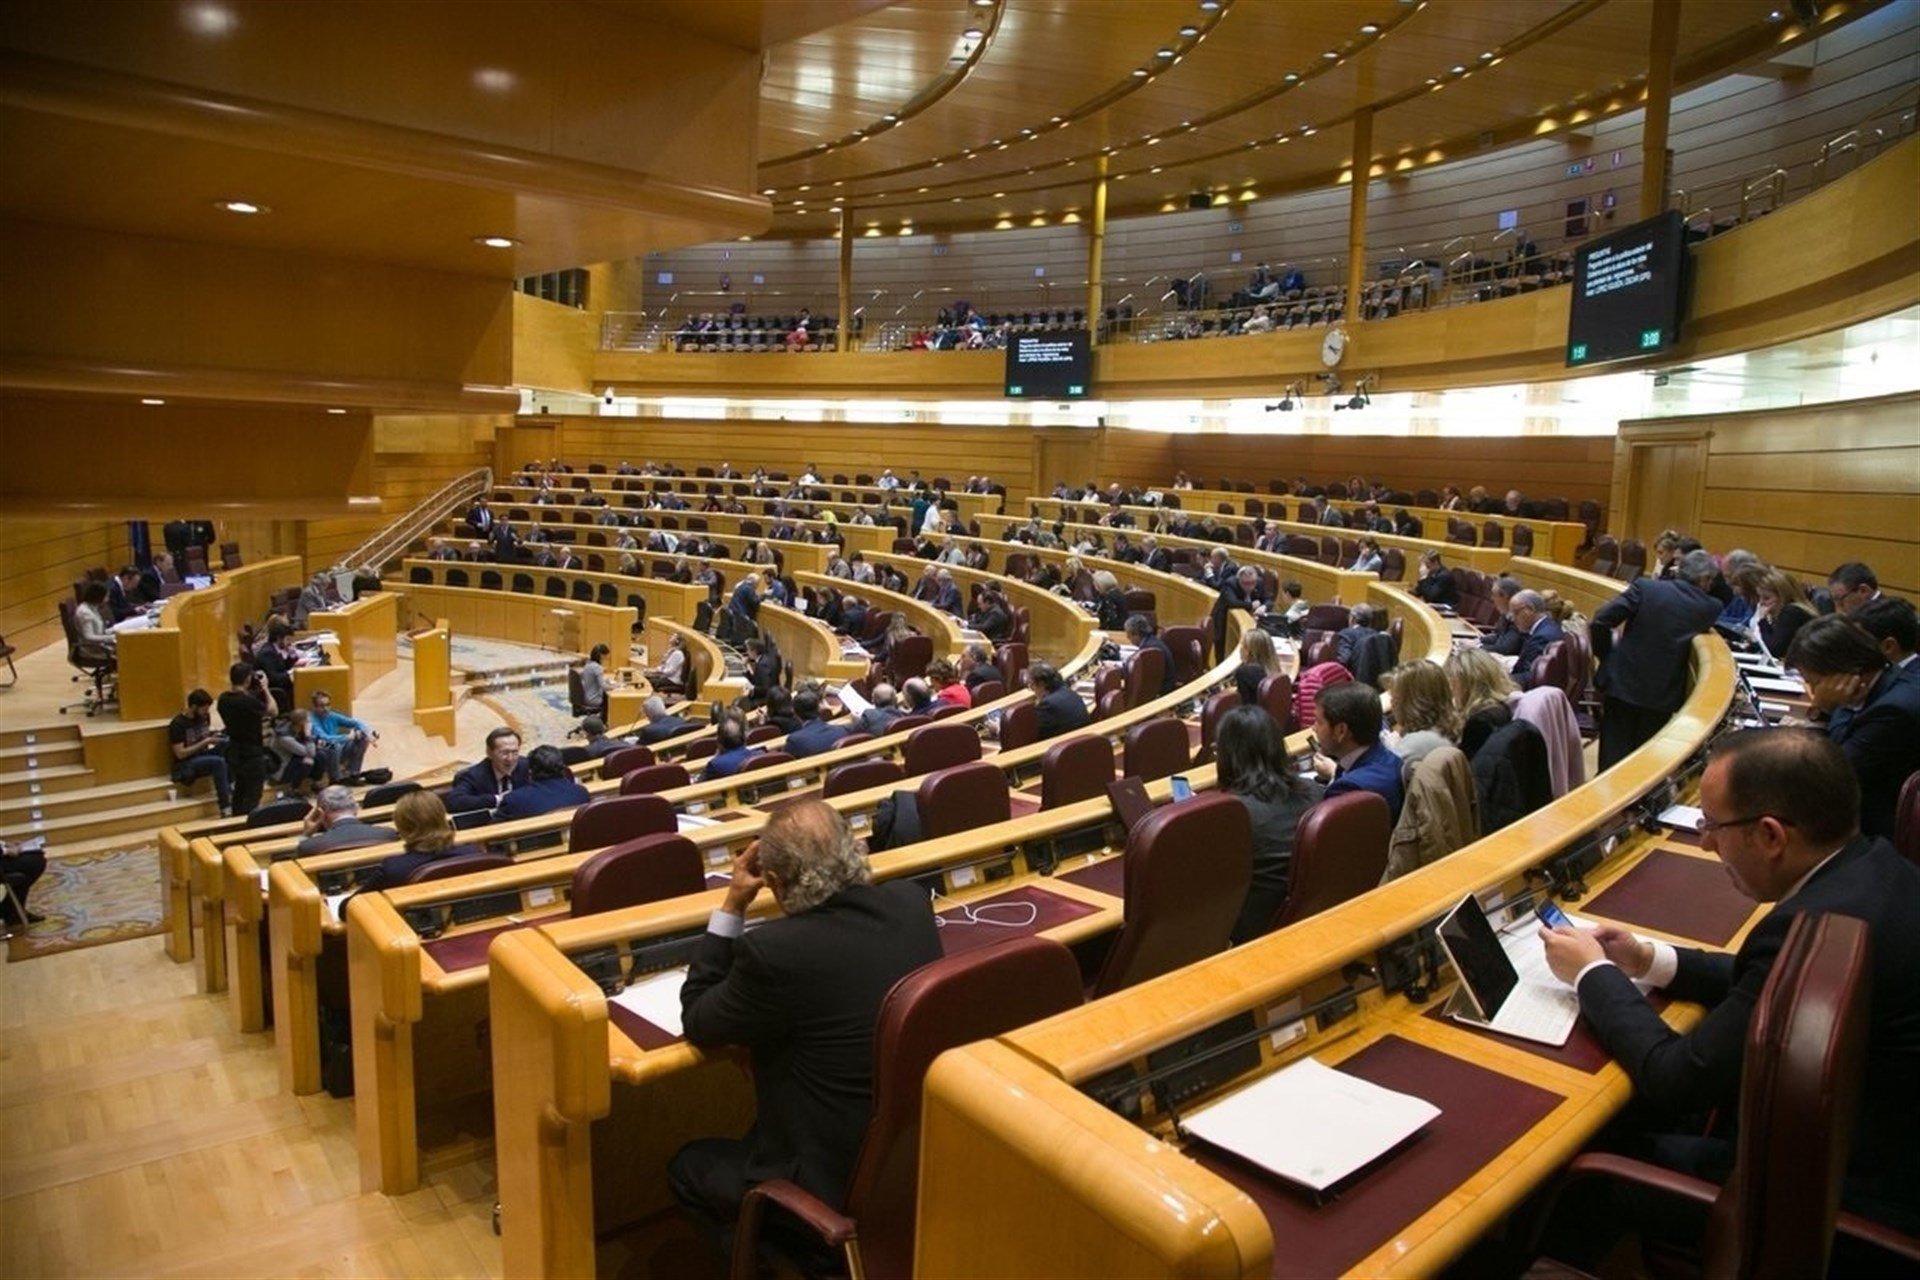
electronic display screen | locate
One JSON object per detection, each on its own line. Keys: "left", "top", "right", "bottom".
{"left": 1566, "top": 209, "right": 1688, "bottom": 367}
{"left": 1436, "top": 894, "right": 1519, "bottom": 1020}
{"left": 1005, "top": 331, "right": 1092, "bottom": 399}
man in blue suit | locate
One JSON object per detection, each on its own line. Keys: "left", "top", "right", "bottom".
{"left": 1785, "top": 615, "right": 1920, "bottom": 841}
{"left": 1510, "top": 590, "right": 1566, "bottom": 689}
{"left": 785, "top": 689, "right": 851, "bottom": 759}
{"left": 1311, "top": 682, "right": 1404, "bottom": 822}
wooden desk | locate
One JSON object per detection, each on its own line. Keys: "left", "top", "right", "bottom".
{"left": 117, "top": 556, "right": 304, "bottom": 721}
{"left": 914, "top": 635, "right": 1739, "bottom": 1278}
{"left": 495, "top": 473, "right": 999, "bottom": 526}
{"left": 477, "top": 499, "right": 839, "bottom": 577}
{"left": 754, "top": 601, "right": 870, "bottom": 685}
{"left": 308, "top": 591, "right": 397, "bottom": 700}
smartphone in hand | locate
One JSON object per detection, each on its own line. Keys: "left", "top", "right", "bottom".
{"left": 1534, "top": 898, "right": 1572, "bottom": 929}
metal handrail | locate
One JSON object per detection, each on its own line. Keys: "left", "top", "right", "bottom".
{"left": 336, "top": 466, "right": 494, "bottom": 576}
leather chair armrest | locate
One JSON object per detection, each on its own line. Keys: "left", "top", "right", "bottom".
{"left": 1836, "top": 1211, "right": 1920, "bottom": 1266}
{"left": 730, "top": 1178, "right": 857, "bottom": 1280}
{"left": 1525, "top": 1152, "right": 1721, "bottom": 1264}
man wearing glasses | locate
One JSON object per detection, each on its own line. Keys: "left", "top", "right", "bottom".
{"left": 1826, "top": 561, "right": 1882, "bottom": 616}
{"left": 1783, "top": 615, "right": 1920, "bottom": 841}
{"left": 1540, "top": 729, "right": 1920, "bottom": 1235}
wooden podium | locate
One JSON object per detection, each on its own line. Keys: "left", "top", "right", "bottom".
{"left": 411, "top": 620, "right": 455, "bottom": 745}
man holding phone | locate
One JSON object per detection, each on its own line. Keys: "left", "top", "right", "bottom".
{"left": 215, "top": 663, "right": 274, "bottom": 816}
{"left": 1537, "top": 729, "right": 1920, "bottom": 1233}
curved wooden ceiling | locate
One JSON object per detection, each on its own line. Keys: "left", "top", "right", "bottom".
{"left": 752, "top": 0, "right": 1866, "bottom": 236}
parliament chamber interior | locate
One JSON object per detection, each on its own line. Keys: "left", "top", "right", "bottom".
{"left": 2, "top": 0, "right": 1919, "bottom": 1276}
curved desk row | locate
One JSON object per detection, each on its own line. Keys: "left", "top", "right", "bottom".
{"left": 119, "top": 556, "right": 307, "bottom": 722}
{"left": 489, "top": 472, "right": 1000, "bottom": 525}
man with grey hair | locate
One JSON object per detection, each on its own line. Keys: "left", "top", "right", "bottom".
{"left": 900, "top": 677, "right": 935, "bottom": 714}
{"left": 638, "top": 695, "right": 699, "bottom": 745}
{"left": 1510, "top": 589, "right": 1565, "bottom": 688}
{"left": 856, "top": 682, "right": 905, "bottom": 734}
{"left": 293, "top": 785, "right": 398, "bottom": 854}
{"left": 1592, "top": 548, "right": 1723, "bottom": 769}
{"left": 670, "top": 800, "right": 940, "bottom": 1248}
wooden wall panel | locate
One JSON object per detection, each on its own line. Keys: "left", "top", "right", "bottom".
{"left": 301, "top": 415, "right": 501, "bottom": 574}
{"left": 1618, "top": 391, "right": 1920, "bottom": 600}
{"left": 0, "top": 521, "right": 130, "bottom": 655}
{"left": 513, "top": 294, "right": 597, "bottom": 395}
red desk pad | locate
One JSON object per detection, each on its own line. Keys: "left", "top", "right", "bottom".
{"left": 1187, "top": 1034, "right": 1562, "bottom": 1277}
{"left": 421, "top": 911, "right": 568, "bottom": 973}
{"left": 1058, "top": 854, "right": 1127, "bottom": 898}
{"left": 607, "top": 999, "right": 682, "bottom": 1051}
{"left": 1582, "top": 849, "right": 1754, "bottom": 947}
{"left": 1662, "top": 826, "right": 1703, "bottom": 848}
{"left": 936, "top": 885, "right": 1100, "bottom": 956}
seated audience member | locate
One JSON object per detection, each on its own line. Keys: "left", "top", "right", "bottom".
{"left": 1218, "top": 705, "right": 1325, "bottom": 944}
{"left": 1412, "top": 550, "right": 1458, "bottom": 608}
{"left": 929, "top": 569, "right": 963, "bottom": 617}
{"left": 576, "top": 716, "right": 631, "bottom": 761}
{"left": 169, "top": 688, "right": 232, "bottom": 815}
{"left": 75, "top": 581, "right": 118, "bottom": 651}
{"left": 1124, "top": 614, "right": 1178, "bottom": 696}
{"left": 1591, "top": 550, "right": 1722, "bottom": 770}
{"left": 1310, "top": 681, "right": 1404, "bottom": 822}
{"left": 1333, "top": 602, "right": 1382, "bottom": 670}
{"left": 638, "top": 695, "right": 700, "bottom": 745}
{"left": 855, "top": 683, "right": 906, "bottom": 735}
{"left": 354, "top": 792, "right": 474, "bottom": 893}
{"left": 252, "top": 620, "right": 301, "bottom": 713}
{"left": 293, "top": 572, "right": 335, "bottom": 628}
{"left": 1092, "top": 570, "right": 1128, "bottom": 630}
{"left": 495, "top": 745, "right": 591, "bottom": 822}
{"left": 1740, "top": 564, "right": 1816, "bottom": 660}
{"left": 648, "top": 633, "right": 690, "bottom": 694}
{"left": 741, "top": 637, "right": 780, "bottom": 708}
{"left": 759, "top": 686, "right": 804, "bottom": 736}
{"left": 307, "top": 691, "right": 377, "bottom": 780}
{"left": 960, "top": 642, "right": 1003, "bottom": 693}
{"left": 869, "top": 613, "right": 913, "bottom": 666}
{"left": 1713, "top": 548, "right": 1763, "bottom": 631}
{"left": 1827, "top": 560, "right": 1882, "bottom": 615}
{"left": 1509, "top": 589, "right": 1565, "bottom": 689}
{"left": 968, "top": 588, "right": 1012, "bottom": 642}
{"left": 1278, "top": 579, "right": 1309, "bottom": 625}
{"left": 669, "top": 801, "right": 942, "bottom": 1243}
{"left": 1348, "top": 536, "right": 1384, "bottom": 576}
{"left": 1538, "top": 729, "right": 1920, "bottom": 1238}
{"left": 0, "top": 835, "right": 49, "bottom": 930}
{"left": 295, "top": 785, "right": 399, "bottom": 855}
{"left": 899, "top": 678, "right": 936, "bottom": 716}
{"left": 446, "top": 728, "right": 531, "bottom": 813}
{"left": 1234, "top": 628, "right": 1286, "bottom": 707}
{"left": 273, "top": 709, "right": 331, "bottom": 795}
{"left": 107, "top": 566, "right": 142, "bottom": 622}
{"left": 1028, "top": 662, "right": 1091, "bottom": 739}
{"left": 1852, "top": 595, "right": 1919, "bottom": 673}
{"left": 578, "top": 644, "right": 611, "bottom": 716}
{"left": 786, "top": 689, "right": 851, "bottom": 758}
{"left": 1384, "top": 661, "right": 1460, "bottom": 771}
{"left": 1446, "top": 647, "right": 1517, "bottom": 761}
{"left": 700, "top": 713, "right": 761, "bottom": 782}
{"left": 927, "top": 658, "right": 971, "bottom": 709}
{"left": 1482, "top": 577, "right": 1527, "bottom": 656}
{"left": 1784, "top": 616, "right": 1920, "bottom": 841}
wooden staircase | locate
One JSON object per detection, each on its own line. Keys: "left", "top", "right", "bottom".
{"left": 0, "top": 723, "right": 220, "bottom": 855}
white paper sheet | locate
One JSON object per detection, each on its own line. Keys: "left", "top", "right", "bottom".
{"left": 1657, "top": 804, "right": 1704, "bottom": 831}
{"left": 1180, "top": 1057, "right": 1440, "bottom": 1193}
{"left": 835, "top": 683, "right": 873, "bottom": 717}
{"left": 611, "top": 966, "right": 689, "bottom": 1037}
{"left": 324, "top": 892, "right": 351, "bottom": 923}
{"left": 1746, "top": 674, "right": 1807, "bottom": 695}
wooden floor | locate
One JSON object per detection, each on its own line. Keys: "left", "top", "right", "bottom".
{"left": 0, "top": 932, "right": 505, "bottom": 1278}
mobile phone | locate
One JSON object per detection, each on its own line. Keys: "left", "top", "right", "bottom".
{"left": 1169, "top": 775, "right": 1193, "bottom": 802}
{"left": 1534, "top": 899, "right": 1571, "bottom": 929}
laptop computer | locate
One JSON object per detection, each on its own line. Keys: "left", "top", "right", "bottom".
{"left": 1105, "top": 776, "right": 1156, "bottom": 833}
{"left": 1434, "top": 894, "right": 1580, "bottom": 1046}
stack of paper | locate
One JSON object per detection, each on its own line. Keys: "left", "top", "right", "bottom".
{"left": 1657, "top": 804, "right": 1704, "bottom": 832}
{"left": 611, "top": 966, "right": 689, "bottom": 1036}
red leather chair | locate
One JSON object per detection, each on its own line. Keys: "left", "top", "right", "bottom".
{"left": 1532, "top": 913, "right": 1879, "bottom": 1280}
{"left": 925, "top": 703, "right": 966, "bottom": 721}
{"left": 1095, "top": 688, "right": 1127, "bottom": 722}
{"left": 1510, "top": 524, "right": 1534, "bottom": 557}
{"left": 569, "top": 833, "right": 705, "bottom": 917}
{"left": 1618, "top": 537, "right": 1648, "bottom": 580}
{"left": 728, "top": 937, "right": 1084, "bottom": 1280}
{"left": 1269, "top": 791, "right": 1390, "bottom": 930}
{"left": 745, "top": 724, "right": 783, "bottom": 745}
{"left": 1193, "top": 687, "right": 1241, "bottom": 766}
{"left": 1123, "top": 645, "right": 1166, "bottom": 709}
{"left": 619, "top": 762, "right": 690, "bottom": 796}
{"left": 1589, "top": 535, "right": 1620, "bottom": 578}
{"left": 903, "top": 722, "right": 980, "bottom": 776}
{"left": 998, "top": 699, "right": 1038, "bottom": 751}
{"left": 832, "top": 731, "right": 875, "bottom": 752}
{"left": 404, "top": 850, "right": 514, "bottom": 885}
{"left": 1039, "top": 735, "right": 1115, "bottom": 810}
{"left": 1122, "top": 717, "right": 1189, "bottom": 783}
{"left": 1256, "top": 672, "right": 1294, "bottom": 733}
{"left": 566, "top": 794, "right": 675, "bottom": 853}
{"left": 970, "top": 679, "right": 1006, "bottom": 705}
{"left": 681, "top": 736, "right": 719, "bottom": 762}
{"left": 1093, "top": 665, "right": 1123, "bottom": 704}
{"left": 916, "top": 761, "right": 1010, "bottom": 839}
{"left": 886, "top": 634, "right": 933, "bottom": 684}
{"left": 598, "top": 744, "right": 655, "bottom": 781}
{"left": 822, "top": 759, "right": 906, "bottom": 799}
{"left": 995, "top": 641, "right": 1029, "bottom": 688}
{"left": 1090, "top": 792, "right": 1252, "bottom": 997}
{"left": 883, "top": 713, "right": 932, "bottom": 737}
{"left": 737, "top": 750, "right": 794, "bottom": 773}
{"left": 1160, "top": 624, "right": 1208, "bottom": 682}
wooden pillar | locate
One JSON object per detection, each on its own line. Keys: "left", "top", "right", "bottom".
{"left": 1086, "top": 156, "right": 1109, "bottom": 344}
{"left": 838, "top": 207, "right": 854, "bottom": 351}
{"left": 1345, "top": 107, "right": 1373, "bottom": 317}
{"left": 1641, "top": 0, "right": 1681, "bottom": 219}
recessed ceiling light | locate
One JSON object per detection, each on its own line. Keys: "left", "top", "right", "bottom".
{"left": 1451, "top": 65, "right": 1467, "bottom": 74}
{"left": 1324, "top": 51, "right": 1339, "bottom": 60}
{"left": 798, "top": 184, "right": 811, "bottom": 191}
{"left": 1284, "top": 72, "right": 1300, "bottom": 82}
{"left": 963, "top": 26, "right": 984, "bottom": 39}
{"left": 1133, "top": 68, "right": 1149, "bottom": 76}
{"left": 1158, "top": 48, "right": 1174, "bottom": 57}
{"left": 1480, "top": 51, "right": 1495, "bottom": 60}
{"left": 181, "top": 3, "right": 237, "bottom": 37}
{"left": 1180, "top": 24, "right": 1199, "bottom": 36}
{"left": 1360, "top": 23, "right": 1380, "bottom": 34}
{"left": 216, "top": 199, "right": 267, "bottom": 215}
{"left": 883, "top": 113, "right": 899, "bottom": 122}
{"left": 473, "top": 67, "right": 516, "bottom": 93}
{"left": 475, "top": 235, "right": 516, "bottom": 248}
{"left": 761, "top": 188, "right": 776, "bottom": 195}
{"left": 327, "top": 408, "right": 348, "bottom": 415}
{"left": 141, "top": 398, "right": 166, "bottom": 406}
{"left": 1199, "top": 0, "right": 1220, "bottom": 9}
{"left": 1767, "top": 8, "right": 1785, "bottom": 19}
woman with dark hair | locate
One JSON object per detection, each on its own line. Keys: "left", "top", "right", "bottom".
{"left": 579, "top": 644, "right": 610, "bottom": 717}
{"left": 1216, "top": 705, "right": 1324, "bottom": 944}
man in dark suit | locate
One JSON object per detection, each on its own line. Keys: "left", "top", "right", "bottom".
{"left": 465, "top": 497, "right": 493, "bottom": 537}
{"left": 294, "top": 786, "right": 399, "bottom": 854}
{"left": 1591, "top": 550, "right": 1722, "bottom": 770}
{"left": 1541, "top": 729, "right": 1920, "bottom": 1234}
{"left": 637, "top": 696, "right": 699, "bottom": 745}
{"left": 1311, "top": 681, "right": 1404, "bottom": 822}
{"left": 106, "top": 566, "right": 142, "bottom": 622}
{"left": 929, "top": 569, "right": 963, "bottom": 617}
{"left": 785, "top": 689, "right": 850, "bottom": 758}
{"left": 670, "top": 801, "right": 941, "bottom": 1238}
{"left": 1784, "top": 615, "right": 1920, "bottom": 840}
{"left": 1124, "top": 615, "right": 1178, "bottom": 696}
{"left": 855, "top": 683, "right": 907, "bottom": 735}
{"left": 960, "top": 643, "right": 1003, "bottom": 693}
{"left": 445, "top": 728, "right": 531, "bottom": 812}
{"left": 1142, "top": 536, "right": 1173, "bottom": 574}
{"left": 1213, "top": 564, "right": 1267, "bottom": 658}
{"left": 1028, "top": 662, "right": 1091, "bottom": 739}
{"left": 1510, "top": 590, "right": 1565, "bottom": 688}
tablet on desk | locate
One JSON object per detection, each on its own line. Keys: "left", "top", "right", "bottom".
{"left": 1435, "top": 894, "right": 1579, "bottom": 1047}
{"left": 1105, "top": 776, "right": 1154, "bottom": 832}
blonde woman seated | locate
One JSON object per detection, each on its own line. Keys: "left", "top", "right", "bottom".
{"left": 1234, "top": 627, "right": 1287, "bottom": 707}
{"left": 1444, "top": 647, "right": 1517, "bottom": 761}
{"left": 1383, "top": 661, "right": 1460, "bottom": 772}
{"left": 355, "top": 791, "right": 477, "bottom": 893}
